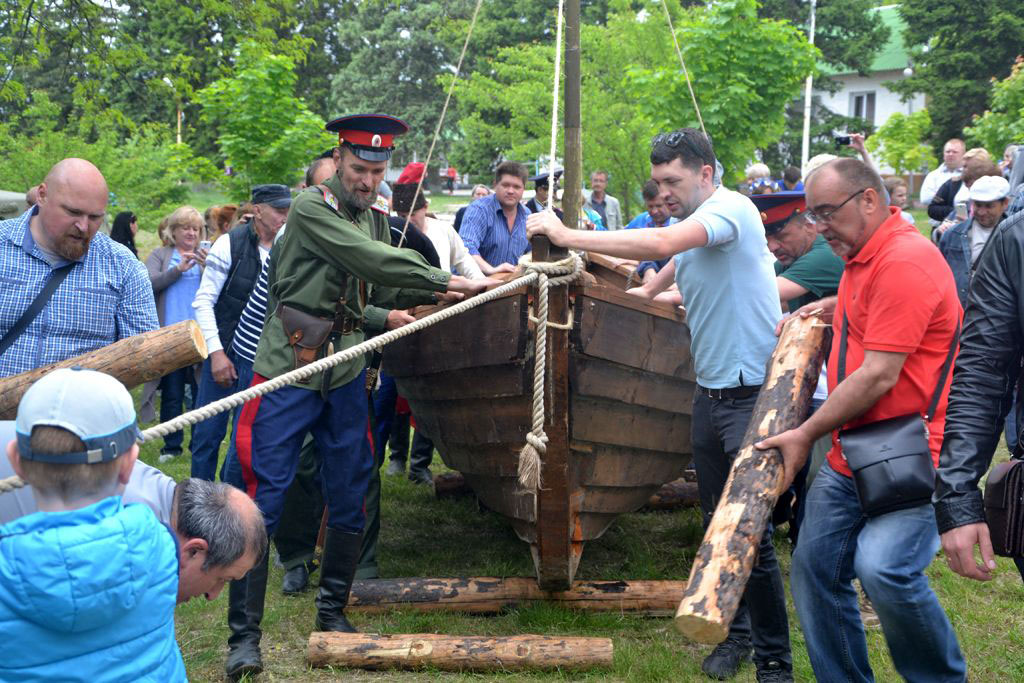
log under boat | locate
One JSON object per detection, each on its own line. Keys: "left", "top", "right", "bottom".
{"left": 382, "top": 254, "right": 696, "bottom": 590}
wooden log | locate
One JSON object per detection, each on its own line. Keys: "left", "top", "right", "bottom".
{"left": 349, "top": 576, "right": 685, "bottom": 615}
{"left": 674, "top": 314, "right": 830, "bottom": 643}
{"left": 0, "top": 320, "right": 207, "bottom": 419}
{"left": 643, "top": 479, "right": 700, "bottom": 511}
{"left": 433, "top": 472, "right": 473, "bottom": 499}
{"left": 307, "top": 632, "right": 613, "bottom": 671}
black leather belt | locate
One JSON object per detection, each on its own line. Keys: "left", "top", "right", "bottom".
{"left": 697, "top": 384, "right": 762, "bottom": 400}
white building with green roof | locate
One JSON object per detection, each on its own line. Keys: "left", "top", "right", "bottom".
{"left": 815, "top": 5, "right": 925, "bottom": 132}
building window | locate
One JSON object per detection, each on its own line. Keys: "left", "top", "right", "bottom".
{"left": 849, "top": 92, "right": 876, "bottom": 125}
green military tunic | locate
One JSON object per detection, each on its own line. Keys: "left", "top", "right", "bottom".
{"left": 253, "top": 173, "right": 451, "bottom": 392}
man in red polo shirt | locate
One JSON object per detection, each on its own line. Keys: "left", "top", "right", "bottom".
{"left": 757, "top": 158, "right": 966, "bottom": 682}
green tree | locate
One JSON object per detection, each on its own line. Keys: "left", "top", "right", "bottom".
{"left": 0, "top": 93, "right": 216, "bottom": 227}
{"left": 452, "top": 0, "right": 816, "bottom": 214}
{"left": 965, "top": 57, "right": 1024, "bottom": 158}
{"left": 329, "top": 1, "right": 470, "bottom": 164}
{"left": 893, "top": 0, "right": 1024, "bottom": 151}
{"left": 866, "top": 109, "right": 937, "bottom": 177}
{"left": 195, "top": 43, "right": 335, "bottom": 201}
{"left": 628, "top": 0, "right": 818, "bottom": 181}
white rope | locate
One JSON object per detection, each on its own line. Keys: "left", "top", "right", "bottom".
{"left": 0, "top": 257, "right": 585, "bottom": 496}
{"left": 0, "top": 476, "right": 26, "bottom": 493}
{"left": 142, "top": 272, "right": 545, "bottom": 441}
{"left": 546, "top": 0, "right": 566, "bottom": 213}
{"left": 659, "top": 0, "right": 706, "bottom": 136}
{"left": 398, "top": 0, "right": 484, "bottom": 248}
{"left": 515, "top": 252, "right": 585, "bottom": 492}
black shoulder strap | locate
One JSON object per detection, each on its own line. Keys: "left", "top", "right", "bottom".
{"left": 0, "top": 262, "right": 74, "bottom": 358}
{"left": 838, "top": 310, "right": 961, "bottom": 420}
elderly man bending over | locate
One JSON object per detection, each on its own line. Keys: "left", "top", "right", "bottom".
{"left": 0, "top": 421, "right": 266, "bottom": 604}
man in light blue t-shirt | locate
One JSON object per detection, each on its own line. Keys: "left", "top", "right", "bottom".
{"left": 527, "top": 129, "right": 791, "bottom": 683}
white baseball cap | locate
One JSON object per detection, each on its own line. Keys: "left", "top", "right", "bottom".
{"left": 15, "top": 367, "right": 141, "bottom": 464}
{"left": 969, "top": 175, "right": 1010, "bottom": 203}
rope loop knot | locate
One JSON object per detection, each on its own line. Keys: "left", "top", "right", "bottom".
{"left": 515, "top": 252, "right": 584, "bottom": 492}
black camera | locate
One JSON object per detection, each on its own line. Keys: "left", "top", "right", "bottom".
{"left": 834, "top": 135, "right": 852, "bottom": 149}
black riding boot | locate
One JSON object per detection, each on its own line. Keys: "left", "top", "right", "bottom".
{"left": 225, "top": 552, "right": 269, "bottom": 680}
{"left": 314, "top": 528, "right": 363, "bottom": 632}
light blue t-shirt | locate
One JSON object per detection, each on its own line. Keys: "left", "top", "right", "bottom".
{"left": 674, "top": 186, "right": 782, "bottom": 388}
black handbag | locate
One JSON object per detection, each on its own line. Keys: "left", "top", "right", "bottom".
{"left": 837, "top": 313, "right": 960, "bottom": 517}
{"left": 984, "top": 457, "right": 1024, "bottom": 557}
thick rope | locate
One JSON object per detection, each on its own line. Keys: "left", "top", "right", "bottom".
{"left": 0, "top": 476, "right": 26, "bottom": 493}
{"left": 398, "top": 0, "right": 484, "bottom": 248}
{"left": 0, "top": 259, "right": 583, "bottom": 496}
{"left": 546, "top": 0, "right": 566, "bottom": 213}
{"left": 142, "top": 272, "right": 545, "bottom": 441}
{"left": 515, "top": 253, "right": 585, "bottom": 492}
{"left": 659, "top": 0, "right": 706, "bottom": 136}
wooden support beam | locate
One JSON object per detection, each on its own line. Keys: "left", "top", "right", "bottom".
{"left": 349, "top": 577, "right": 685, "bottom": 616}
{"left": 435, "top": 471, "right": 699, "bottom": 512}
{"left": 307, "top": 632, "right": 613, "bottom": 671}
{"left": 674, "top": 314, "right": 830, "bottom": 643}
{"left": 0, "top": 320, "right": 207, "bottom": 419}
{"left": 643, "top": 479, "right": 700, "bottom": 511}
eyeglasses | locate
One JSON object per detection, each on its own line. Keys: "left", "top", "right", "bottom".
{"left": 805, "top": 189, "right": 865, "bottom": 225}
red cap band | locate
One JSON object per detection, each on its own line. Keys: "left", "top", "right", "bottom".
{"left": 338, "top": 130, "right": 394, "bottom": 149}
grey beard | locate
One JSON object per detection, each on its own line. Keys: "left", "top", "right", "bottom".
{"left": 336, "top": 180, "right": 376, "bottom": 213}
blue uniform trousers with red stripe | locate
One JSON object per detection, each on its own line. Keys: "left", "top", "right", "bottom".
{"left": 236, "top": 370, "right": 373, "bottom": 535}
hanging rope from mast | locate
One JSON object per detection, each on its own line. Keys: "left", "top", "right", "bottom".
{"left": 546, "top": 0, "right": 566, "bottom": 213}
{"left": 398, "top": 0, "right": 485, "bottom": 247}
{"left": 658, "top": 0, "right": 707, "bottom": 136}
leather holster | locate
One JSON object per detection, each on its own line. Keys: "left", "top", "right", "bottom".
{"left": 277, "top": 304, "right": 333, "bottom": 380}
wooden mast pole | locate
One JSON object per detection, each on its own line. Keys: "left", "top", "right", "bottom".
{"left": 530, "top": 0, "right": 580, "bottom": 590}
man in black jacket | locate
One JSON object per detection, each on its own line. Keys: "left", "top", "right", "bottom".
{"left": 936, "top": 208, "right": 1024, "bottom": 582}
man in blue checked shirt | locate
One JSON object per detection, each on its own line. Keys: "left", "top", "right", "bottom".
{"left": 459, "top": 161, "right": 532, "bottom": 272}
{"left": 0, "top": 158, "right": 157, "bottom": 378}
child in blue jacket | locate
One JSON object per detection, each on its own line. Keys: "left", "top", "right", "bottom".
{"left": 0, "top": 368, "right": 186, "bottom": 682}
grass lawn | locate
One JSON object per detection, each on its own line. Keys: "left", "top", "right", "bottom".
{"left": 139, "top": 416, "right": 1024, "bottom": 682}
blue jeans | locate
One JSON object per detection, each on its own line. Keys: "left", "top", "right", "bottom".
{"left": 190, "top": 348, "right": 245, "bottom": 481}
{"left": 157, "top": 366, "right": 196, "bottom": 455}
{"left": 792, "top": 464, "right": 966, "bottom": 682}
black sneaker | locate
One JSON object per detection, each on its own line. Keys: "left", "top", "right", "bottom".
{"left": 755, "top": 659, "right": 794, "bottom": 683}
{"left": 701, "top": 636, "right": 752, "bottom": 680}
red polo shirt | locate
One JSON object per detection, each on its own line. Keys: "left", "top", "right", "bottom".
{"left": 826, "top": 207, "right": 962, "bottom": 477}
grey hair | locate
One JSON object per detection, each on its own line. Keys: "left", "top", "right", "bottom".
{"left": 175, "top": 478, "right": 268, "bottom": 570}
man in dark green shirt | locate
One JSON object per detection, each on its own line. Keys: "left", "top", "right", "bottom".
{"left": 755, "top": 192, "right": 845, "bottom": 311}
{"left": 228, "top": 114, "right": 491, "bottom": 680}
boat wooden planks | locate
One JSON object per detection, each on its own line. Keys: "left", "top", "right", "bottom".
{"left": 388, "top": 277, "right": 697, "bottom": 588}
{"left": 383, "top": 293, "right": 528, "bottom": 378}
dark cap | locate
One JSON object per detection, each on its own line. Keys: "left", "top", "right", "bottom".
{"left": 326, "top": 114, "right": 410, "bottom": 162}
{"left": 251, "top": 184, "right": 292, "bottom": 209}
{"left": 750, "top": 191, "right": 807, "bottom": 235}
{"left": 392, "top": 183, "right": 427, "bottom": 215}
{"left": 529, "top": 169, "right": 563, "bottom": 189}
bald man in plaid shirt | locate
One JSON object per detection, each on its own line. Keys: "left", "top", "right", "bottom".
{"left": 0, "top": 159, "right": 157, "bottom": 377}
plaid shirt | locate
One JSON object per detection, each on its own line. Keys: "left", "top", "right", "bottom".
{"left": 0, "top": 207, "right": 158, "bottom": 377}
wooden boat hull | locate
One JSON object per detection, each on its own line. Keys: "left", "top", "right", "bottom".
{"left": 383, "top": 270, "right": 696, "bottom": 589}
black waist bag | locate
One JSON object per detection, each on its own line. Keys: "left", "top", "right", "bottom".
{"left": 984, "top": 459, "right": 1024, "bottom": 557}
{"left": 836, "top": 313, "right": 959, "bottom": 517}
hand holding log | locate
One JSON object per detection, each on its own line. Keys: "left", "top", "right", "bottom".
{"left": 0, "top": 321, "right": 207, "bottom": 419}
{"left": 674, "top": 313, "right": 829, "bottom": 643}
